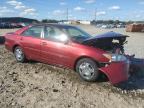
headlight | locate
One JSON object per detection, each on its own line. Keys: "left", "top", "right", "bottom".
{"left": 103, "top": 53, "right": 127, "bottom": 62}
{"left": 111, "top": 54, "right": 127, "bottom": 62}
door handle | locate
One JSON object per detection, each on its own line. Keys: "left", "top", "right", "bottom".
{"left": 41, "top": 42, "right": 47, "bottom": 45}
{"left": 20, "top": 37, "right": 23, "bottom": 40}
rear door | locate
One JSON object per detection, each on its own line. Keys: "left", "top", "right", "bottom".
{"left": 20, "top": 26, "right": 44, "bottom": 61}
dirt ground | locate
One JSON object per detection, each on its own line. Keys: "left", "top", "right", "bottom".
{"left": 0, "top": 25, "right": 144, "bottom": 108}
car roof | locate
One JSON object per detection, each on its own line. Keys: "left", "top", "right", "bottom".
{"left": 32, "top": 23, "right": 76, "bottom": 29}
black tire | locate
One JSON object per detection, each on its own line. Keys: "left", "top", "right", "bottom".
{"left": 14, "top": 46, "right": 27, "bottom": 63}
{"left": 76, "top": 58, "right": 99, "bottom": 82}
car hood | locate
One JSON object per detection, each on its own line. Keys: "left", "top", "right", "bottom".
{"left": 82, "top": 31, "right": 129, "bottom": 43}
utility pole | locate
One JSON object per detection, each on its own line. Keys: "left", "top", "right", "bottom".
{"left": 94, "top": 8, "right": 97, "bottom": 21}
{"left": 66, "top": 8, "right": 69, "bottom": 21}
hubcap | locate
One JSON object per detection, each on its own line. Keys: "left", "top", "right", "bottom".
{"left": 15, "top": 48, "right": 23, "bottom": 61}
{"left": 79, "top": 62, "right": 95, "bottom": 79}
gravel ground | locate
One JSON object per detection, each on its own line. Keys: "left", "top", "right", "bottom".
{"left": 0, "top": 25, "right": 144, "bottom": 108}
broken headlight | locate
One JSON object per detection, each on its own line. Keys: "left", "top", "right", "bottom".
{"left": 111, "top": 54, "right": 127, "bottom": 62}
{"left": 103, "top": 53, "right": 127, "bottom": 62}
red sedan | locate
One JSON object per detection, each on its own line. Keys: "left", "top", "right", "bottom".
{"left": 5, "top": 24, "right": 130, "bottom": 84}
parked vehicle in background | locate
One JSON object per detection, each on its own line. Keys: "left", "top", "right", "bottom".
{"left": 11, "top": 23, "right": 18, "bottom": 28}
{"left": 101, "top": 25, "right": 107, "bottom": 28}
{"left": 0, "top": 36, "right": 5, "bottom": 44}
{"left": 95, "top": 23, "right": 126, "bottom": 29}
{"left": 4, "top": 24, "right": 130, "bottom": 84}
{"left": 0, "top": 22, "right": 28, "bottom": 29}
{"left": 101, "top": 24, "right": 114, "bottom": 29}
{"left": 0, "top": 22, "right": 12, "bottom": 29}
{"left": 117, "top": 24, "right": 125, "bottom": 28}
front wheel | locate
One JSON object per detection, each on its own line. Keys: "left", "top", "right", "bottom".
{"left": 76, "top": 58, "right": 99, "bottom": 82}
{"left": 14, "top": 46, "right": 27, "bottom": 63}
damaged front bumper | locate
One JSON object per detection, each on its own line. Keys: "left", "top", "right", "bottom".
{"left": 99, "top": 60, "right": 130, "bottom": 84}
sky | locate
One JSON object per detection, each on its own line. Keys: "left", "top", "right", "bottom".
{"left": 0, "top": 0, "right": 144, "bottom": 21}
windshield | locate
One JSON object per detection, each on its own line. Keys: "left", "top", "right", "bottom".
{"left": 62, "top": 26, "right": 92, "bottom": 43}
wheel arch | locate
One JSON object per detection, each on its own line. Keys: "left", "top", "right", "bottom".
{"left": 74, "top": 56, "right": 100, "bottom": 71}
{"left": 74, "top": 56, "right": 110, "bottom": 82}
{"left": 12, "top": 44, "right": 28, "bottom": 62}
{"left": 12, "top": 44, "right": 21, "bottom": 53}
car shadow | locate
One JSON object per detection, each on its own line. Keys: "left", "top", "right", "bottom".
{"left": 0, "top": 36, "right": 5, "bottom": 45}
{"left": 115, "top": 57, "right": 144, "bottom": 90}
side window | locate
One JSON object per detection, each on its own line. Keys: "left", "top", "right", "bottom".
{"left": 67, "top": 28, "right": 83, "bottom": 37}
{"left": 22, "top": 26, "right": 43, "bottom": 38}
{"left": 44, "top": 26, "right": 68, "bottom": 42}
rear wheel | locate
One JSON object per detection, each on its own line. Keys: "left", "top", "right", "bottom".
{"left": 14, "top": 46, "right": 26, "bottom": 63}
{"left": 76, "top": 58, "right": 99, "bottom": 82}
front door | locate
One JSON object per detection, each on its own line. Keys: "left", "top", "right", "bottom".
{"left": 40, "top": 26, "right": 71, "bottom": 67}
